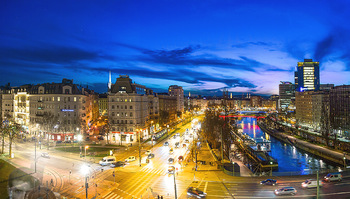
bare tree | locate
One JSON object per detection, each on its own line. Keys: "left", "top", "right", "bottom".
{"left": 8, "top": 122, "right": 22, "bottom": 157}
{"left": 1, "top": 113, "right": 12, "bottom": 154}
{"left": 40, "top": 112, "right": 59, "bottom": 150}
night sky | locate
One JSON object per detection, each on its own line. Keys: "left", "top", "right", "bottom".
{"left": 1, "top": 0, "right": 350, "bottom": 96}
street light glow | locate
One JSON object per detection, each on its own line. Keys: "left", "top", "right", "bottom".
{"left": 81, "top": 164, "right": 90, "bottom": 176}
{"left": 77, "top": 134, "right": 83, "bottom": 141}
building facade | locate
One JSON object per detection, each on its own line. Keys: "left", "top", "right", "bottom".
{"left": 295, "top": 59, "right": 320, "bottom": 92}
{"left": 330, "top": 85, "right": 350, "bottom": 137}
{"left": 108, "top": 75, "right": 159, "bottom": 145}
{"left": 295, "top": 91, "right": 314, "bottom": 127}
{"left": 1, "top": 79, "right": 96, "bottom": 141}
{"left": 250, "top": 96, "right": 262, "bottom": 108}
{"left": 98, "top": 93, "right": 108, "bottom": 116}
{"left": 279, "top": 81, "right": 295, "bottom": 111}
{"left": 168, "top": 85, "right": 184, "bottom": 113}
{"left": 158, "top": 94, "right": 177, "bottom": 126}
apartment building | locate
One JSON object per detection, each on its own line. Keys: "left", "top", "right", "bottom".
{"left": 108, "top": 75, "right": 159, "bottom": 145}
{"left": 1, "top": 79, "right": 97, "bottom": 141}
{"left": 168, "top": 85, "right": 184, "bottom": 113}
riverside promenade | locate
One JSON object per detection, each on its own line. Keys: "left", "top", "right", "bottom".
{"left": 258, "top": 121, "right": 350, "bottom": 167}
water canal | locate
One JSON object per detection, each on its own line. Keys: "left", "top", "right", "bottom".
{"left": 237, "top": 117, "right": 339, "bottom": 175}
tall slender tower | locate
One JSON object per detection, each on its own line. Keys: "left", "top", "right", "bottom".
{"left": 108, "top": 71, "right": 112, "bottom": 90}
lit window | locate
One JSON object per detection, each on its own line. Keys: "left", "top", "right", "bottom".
{"left": 58, "top": 97, "right": 60, "bottom": 101}
{"left": 74, "top": 97, "right": 77, "bottom": 102}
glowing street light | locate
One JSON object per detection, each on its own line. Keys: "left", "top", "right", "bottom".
{"left": 85, "top": 145, "right": 89, "bottom": 161}
{"left": 77, "top": 134, "right": 83, "bottom": 141}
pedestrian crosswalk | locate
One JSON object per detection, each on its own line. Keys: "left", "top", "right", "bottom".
{"left": 102, "top": 191, "right": 123, "bottom": 199}
{"left": 140, "top": 167, "right": 168, "bottom": 175}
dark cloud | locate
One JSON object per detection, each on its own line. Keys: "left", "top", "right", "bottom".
{"left": 144, "top": 45, "right": 201, "bottom": 59}
{"left": 314, "top": 35, "right": 334, "bottom": 62}
{"left": 232, "top": 41, "right": 273, "bottom": 48}
{"left": 284, "top": 42, "right": 307, "bottom": 60}
{"left": 113, "top": 43, "right": 259, "bottom": 71}
{"left": 0, "top": 45, "right": 104, "bottom": 65}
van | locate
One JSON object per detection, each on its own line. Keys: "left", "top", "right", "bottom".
{"left": 99, "top": 156, "right": 116, "bottom": 166}
{"left": 324, "top": 172, "right": 342, "bottom": 182}
{"left": 301, "top": 179, "right": 323, "bottom": 188}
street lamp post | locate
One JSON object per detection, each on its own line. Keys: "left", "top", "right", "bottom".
{"left": 85, "top": 145, "right": 89, "bottom": 162}
{"left": 81, "top": 164, "right": 90, "bottom": 199}
{"left": 35, "top": 138, "right": 37, "bottom": 173}
{"left": 77, "top": 134, "right": 83, "bottom": 157}
{"left": 173, "top": 171, "right": 177, "bottom": 199}
{"left": 137, "top": 129, "right": 141, "bottom": 167}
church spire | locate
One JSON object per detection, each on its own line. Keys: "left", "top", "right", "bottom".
{"left": 108, "top": 71, "right": 112, "bottom": 90}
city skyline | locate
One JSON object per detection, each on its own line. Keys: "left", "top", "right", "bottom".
{"left": 1, "top": 0, "right": 350, "bottom": 95}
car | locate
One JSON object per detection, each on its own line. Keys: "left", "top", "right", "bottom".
{"left": 110, "top": 161, "right": 126, "bottom": 168}
{"left": 145, "top": 150, "right": 152, "bottom": 155}
{"left": 99, "top": 156, "right": 117, "bottom": 166}
{"left": 168, "top": 158, "right": 174, "bottom": 164}
{"left": 98, "top": 136, "right": 104, "bottom": 140}
{"left": 178, "top": 156, "right": 184, "bottom": 162}
{"left": 176, "top": 133, "right": 180, "bottom": 136}
{"left": 187, "top": 187, "right": 206, "bottom": 198}
{"left": 125, "top": 156, "right": 136, "bottom": 162}
{"left": 41, "top": 152, "right": 50, "bottom": 158}
{"left": 164, "top": 142, "right": 169, "bottom": 146}
{"left": 274, "top": 187, "right": 297, "bottom": 196}
{"left": 324, "top": 172, "right": 342, "bottom": 182}
{"left": 185, "top": 139, "right": 190, "bottom": 143}
{"left": 169, "top": 148, "right": 174, "bottom": 154}
{"left": 183, "top": 143, "right": 187, "bottom": 148}
{"left": 147, "top": 153, "right": 155, "bottom": 159}
{"left": 173, "top": 135, "right": 177, "bottom": 139}
{"left": 302, "top": 179, "right": 323, "bottom": 188}
{"left": 168, "top": 166, "right": 175, "bottom": 174}
{"left": 260, "top": 179, "right": 277, "bottom": 186}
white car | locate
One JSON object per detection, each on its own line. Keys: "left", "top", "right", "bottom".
{"left": 125, "top": 156, "right": 136, "bottom": 162}
{"left": 301, "top": 179, "right": 323, "bottom": 188}
{"left": 145, "top": 150, "right": 152, "bottom": 155}
{"left": 41, "top": 152, "right": 50, "bottom": 158}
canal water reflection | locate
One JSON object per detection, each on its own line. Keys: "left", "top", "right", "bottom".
{"left": 238, "top": 117, "right": 338, "bottom": 175}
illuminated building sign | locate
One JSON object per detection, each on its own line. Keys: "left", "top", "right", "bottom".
{"left": 61, "top": 109, "right": 74, "bottom": 112}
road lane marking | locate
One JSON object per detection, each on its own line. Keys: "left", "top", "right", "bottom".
{"left": 203, "top": 181, "right": 208, "bottom": 193}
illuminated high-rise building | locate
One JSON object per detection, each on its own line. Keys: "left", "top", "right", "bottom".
{"left": 295, "top": 59, "right": 320, "bottom": 92}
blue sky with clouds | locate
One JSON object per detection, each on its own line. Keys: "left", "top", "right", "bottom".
{"left": 1, "top": 0, "right": 350, "bottom": 95}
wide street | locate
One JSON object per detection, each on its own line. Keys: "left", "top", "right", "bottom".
{"left": 4, "top": 117, "right": 350, "bottom": 199}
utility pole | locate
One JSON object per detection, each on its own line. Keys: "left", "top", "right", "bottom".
{"left": 85, "top": 175, "right": 88, "bottom": 199}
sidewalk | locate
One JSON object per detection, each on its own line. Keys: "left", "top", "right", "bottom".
{"left": 189, "top": 140, "right": 253, "bottom": 179}
{"left": 261, "top": 122, "right": 350, "bottom": 165}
